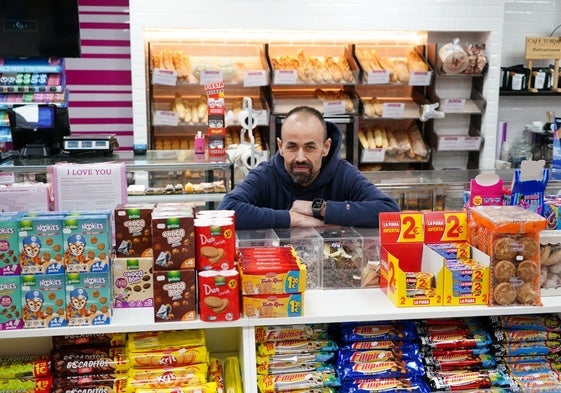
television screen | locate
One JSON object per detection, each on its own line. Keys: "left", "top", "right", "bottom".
{"left": 0, "top": 0, "right": 81, "bottom": 58}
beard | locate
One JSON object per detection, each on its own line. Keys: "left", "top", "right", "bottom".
{"left": 288, "top": 161, "right": 317, "bottom": 186}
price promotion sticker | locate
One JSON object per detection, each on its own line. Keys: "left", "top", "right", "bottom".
{"left": 379, "top": 212, "right": 424, "bottom": 244}
{"left": 424, "top": 211, "right": 467, "bottom": 243}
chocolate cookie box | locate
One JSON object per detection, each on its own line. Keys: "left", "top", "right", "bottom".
{"left": 153, "top": 269, "right": 196, "bottom": 322}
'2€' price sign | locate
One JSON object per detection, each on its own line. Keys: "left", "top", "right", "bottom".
{"left": 379, "top": 212, "right": 424, "bottom": 244}
{"left": 424, "top": 211, "right": 467, "bottom": 243}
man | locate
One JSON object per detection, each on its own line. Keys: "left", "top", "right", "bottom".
{"left": 218, "top": 106, "right": 400, "bottom": 229}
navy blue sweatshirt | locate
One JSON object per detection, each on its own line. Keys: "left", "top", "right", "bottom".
{"left": 218, "top": 121, "right": 400, "bottom": 229}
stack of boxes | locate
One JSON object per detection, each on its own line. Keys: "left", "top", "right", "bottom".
{"left": 238, "top": 246, "right": 306, "bottom": 318}
{"left": 195, "top": 210, "right": 240, "bottom": 322}
{"left": 0, "top": 210, "right": 113, "bottom": 330}
{"left": 151, "top": 203, "right": 196, "bottom": 322}
{"left": 0, "top": 212, "right": 23, "bottom": 330}
{"left": 113, "top": 203, "right": 155, "bottom": 310}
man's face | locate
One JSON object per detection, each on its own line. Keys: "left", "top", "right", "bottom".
{"left": 277, "top": 113, "right": 331, "bottom": 187}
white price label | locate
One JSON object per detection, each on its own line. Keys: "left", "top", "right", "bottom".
{"left": 409, "top": 71, "right": 432, "bottom": 86}
{"left": 438, "top": 136, "right": 482, "bottom": 151}
{"left": 0, "top": 171, "right": 15, "bottom": 185}
{"left": 273, "top": 69, "right": 298, "bottom": 84}
{"left": 367, "top": 70, "right": 390, "bottom": 84}
{"left": 323, "top": 100, "right": 346, "bottom": 115}
{"left": 200, "top": 70, "right": 224, "bottom": 85}
{"left": 361, "top": 148, "right": 386, "bottom": 162}
{"left": 153, "top": 110, "right": 179, "bottom": 126}
{"left": 442, "top": 98, "right": 466, "bottom": 113}
{"left": 255, "top": 109, "right": 269, "bottom": 125}
{"left": 152, "top": 69, "right": 177, "bottom": 86}
{"left": 244, "top": 70, "right": 268, "bottom": 87}
{"left": 381, "top": 102, "right": 405, "bottom": 118}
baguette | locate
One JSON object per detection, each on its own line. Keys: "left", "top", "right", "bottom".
{"left": 337, "top": 57, "right": 353, "bottom": 82}
{"left": 325, "top": 57, "right": 343, "bottom": 82}
{"left": 393, "top": 59, "right": 410, "bottom": 83}
{"left": 406, "top": 50, "right": 429, "bottom": 72}
{"left": 172, "top": 93, "right": 187, "bottom": 122}
{"left": 378, "top": 56, "right": 397, "bottom": 82}
{"left": 358, "top": 129, "right": 369, "bottom": 149}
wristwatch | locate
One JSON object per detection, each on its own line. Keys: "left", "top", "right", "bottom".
{"left": 311, "top": 198, "right": 326, "bottom": 219}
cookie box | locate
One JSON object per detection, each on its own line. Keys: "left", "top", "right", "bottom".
{"left": 66, "top": 272, "right": 112, "bottom": 326}
{"left": 153, "top": 269, "right": 196, "bottom": 322}
{"left": 21, "top": 273, "right": 67, "bottom": 328}
{"left": 0, "top": 275, "right": 22, "bottom": 330}
{"left": 63, "top": 214, "right": 111, "bottom": 273}
{"left": 114, "top": 203, "right": 154, "bottom": 258}
{"left": 194, "top": 216, "right": 236, "bottom": 271}
{"left": 242, "top": 293, "right": 303, "bottom": 318}
{"left": 151, "top": 210, "right": 195, "bottom": 271}
{"left": 0, "top": 212, "right": 22, "bottom": 275}
{"left": 19, "top": 214, "right": 65, "bottom": 275}
{"left": 113, "top": 257, "right": 154, "bottom": 308}
{"left": 237, "top": 246, "right": 306, "bottom": 295}
{"left": 198, "top": 269, "right": 240, "bottom": 322}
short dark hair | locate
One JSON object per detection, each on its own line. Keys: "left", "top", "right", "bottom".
{"left": 284, "top": 106, "right": 327, "bottom": 140}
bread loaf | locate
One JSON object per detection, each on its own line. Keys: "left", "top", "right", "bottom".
{"left": 406, "top": 50, "right": 429, "bottom": 72}
{"left": 393, "top": 59, "right": 410, "bottom": 83}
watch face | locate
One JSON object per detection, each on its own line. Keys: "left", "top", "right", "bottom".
{"left": 312, "top": 199, "right": 324, "bottom": 209}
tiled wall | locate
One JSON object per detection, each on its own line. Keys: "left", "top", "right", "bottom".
{"left": 499, "top": 0, "right": 561, "bottom": 147}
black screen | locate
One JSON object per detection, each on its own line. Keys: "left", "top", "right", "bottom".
{"left": 0, "top": 0, "right": 81, "bottom": 58}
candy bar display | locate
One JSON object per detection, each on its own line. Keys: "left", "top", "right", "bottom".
{"left": 0, "top": 354, "right": 53, "bottom": 393}
{"left": 255, "top": 324, "right": 340, "bottom": 393}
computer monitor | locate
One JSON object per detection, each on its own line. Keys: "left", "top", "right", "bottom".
{"left": 8, "top": 104, "right": 71, "bottom": 157}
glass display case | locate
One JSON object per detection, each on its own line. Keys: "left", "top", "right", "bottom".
{"left": 0, "top": 150, "right": 234, "bottom": 207}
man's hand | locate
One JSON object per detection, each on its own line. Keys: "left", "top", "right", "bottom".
{"left": 290, "top": 200, "right": 314, "bottom": 217}
{"left": 289, "top": 211, "right": 324, "bottom": 227}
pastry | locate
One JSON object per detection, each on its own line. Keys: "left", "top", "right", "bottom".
{"left": 516, "top": 282, "right": 539, "bottom": 306}
{"left": 493, "top": 237, "right": 518, "bottom": 260}
{"left": 493, "top": 282, "right": 516, "bottom": 306}
{"left": 518, "top": 236, "right": 539, "bottom": 259}
{"left": 517, "top": 260, "right": 538, "bottom": 282}
{"left": 493, "top": 260, "right": 516, "bottom": 283}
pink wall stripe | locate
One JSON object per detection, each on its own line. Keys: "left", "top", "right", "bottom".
{"left": 66, "top": 0, "right": 133, "bottom": 148}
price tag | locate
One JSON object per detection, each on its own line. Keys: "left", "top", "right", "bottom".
{"left": 0, "top": 171, "right": 14, "bottom": 185}
{"left": 200, "top": 70, "right": 224, "bottom": 85}
{"left": 382, "top": 102, "right": 405, "bottom": 118}
{"left": 152, "top": 69, "right": 177, "bottom": 86}
{"left": 442, "top": 98, "right": 466, "bottom": 113}
{"left": 409, "top": 71, "right": 432, "bottom": 86}
{"left": 255, "top": 109, "right": 269, "bottom": 125}
{"left": 243, "top": 70, "right": 268, "bottom": 87}
{"left": 397, "top": 213, "right": 424, "bottom": 243}
{"left": 424, "top": 211, "right": 467, "bottom": 242}
{"left": 153, "top": 110, "right": 179, "bottom": 126}
{"left": 323, "top": 100, "right": 346, "bottom": 115}
{"left": 367, "top": 70, "right": 390, "bottom": 84}
{"left": 438, "top": 136, "right": 482, "bottom": 151}
{"left": 361, "top": 148, "right": 385, "bottom": 163}
{"left": 273, "top": 70, "right": 298, "bottom": 84}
